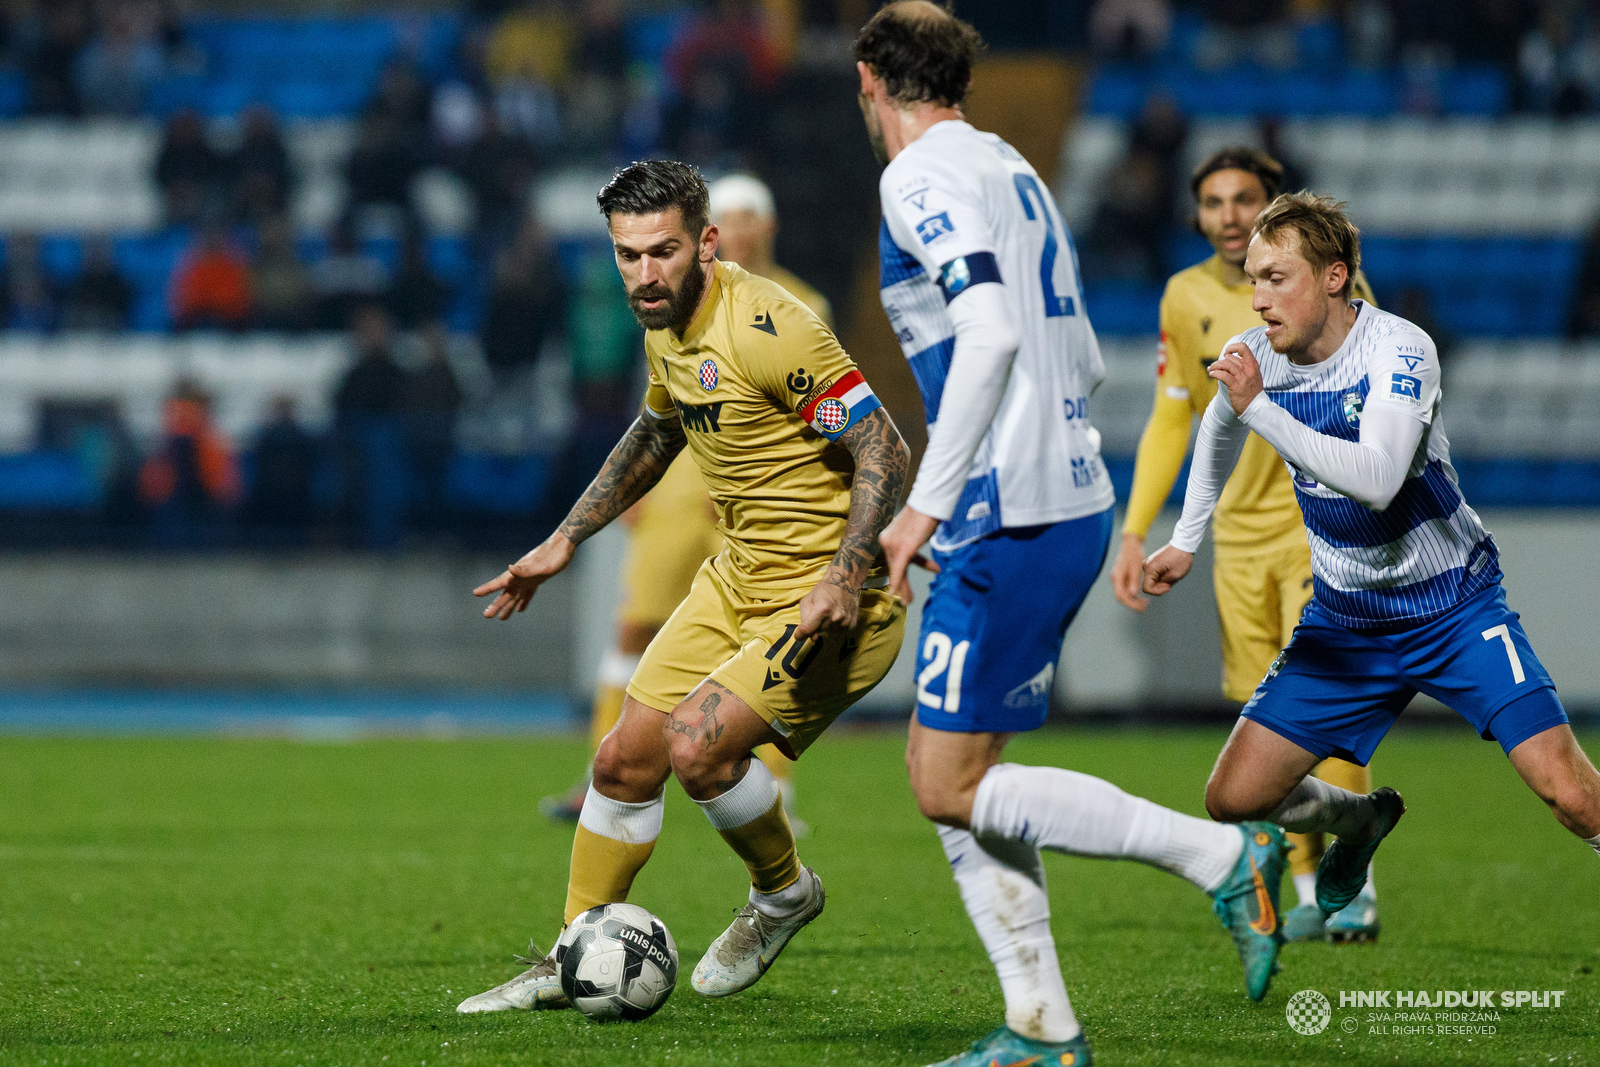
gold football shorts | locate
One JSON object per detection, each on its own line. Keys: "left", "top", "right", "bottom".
{"left": 617, "top": 456, "right": 722, "bottom": 628}
{"left": 627, "top": 557, "right": 905, "bottom": 758}
{"left": 1213, "top": 538, "right": 1315, "bottom": 704}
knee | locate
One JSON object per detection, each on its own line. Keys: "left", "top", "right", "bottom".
{"left": 1205, "top": 773, "right": 1258, "bottom": 824}
{"left": 664, "top": 728, "right": 722, "bottom": 799}
{"left": 908, "top": 758, "right": 976, "bottom": 828}
{"left": 593, "top": 731, "right": 662, "bottom": 801}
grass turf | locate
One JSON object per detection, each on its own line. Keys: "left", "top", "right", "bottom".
{"left": 1, "top": 726, "right": 1596, "bottom": 1066}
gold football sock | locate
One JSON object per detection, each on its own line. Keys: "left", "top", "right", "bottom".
{"left": 589, "top": 684, "right": 627, "bottom": 753}
{"left": 1315, "top": 757, "right": 1372, "bottom": 797}
{"left": 697, "top": 759, "right": 802, "bottom": 893}
{"left": 1286, "top": 829, "right": 1324, "bottom": 877}
{"left": 563, "top": 790, "right": 663, "bottom": 925}
{"left": 756, "top": 743, "right": 795, "bottom": 782}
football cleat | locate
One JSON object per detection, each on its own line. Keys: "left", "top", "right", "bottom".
{"left": 923, "top": 1025, "right": 1092, "bottom": 1067}
{"left": 538, "top": 777, "right": 588, "bottom": 823}
{"left": 691, "top": 867, "right": 824, "bottom": 997}
{"left": 1316, "top": 787, "right": 1404, "bottom": 915}
{"left": 1210, "top": 822, "right": 1288, "bottom": 1001}
{"left": 1282, "top": 902, "right": 1328, "bottom": 943}
{"left": 455, "top": 942, "right": 569, "bottom": 1013}
{"left": 1325, "top": 889, "right": 1380, "bottom": 944}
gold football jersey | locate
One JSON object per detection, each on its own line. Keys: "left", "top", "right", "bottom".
{"left": 1124, "top": 254, "right": 1376, "bottom": 551}
{"left": 643, "top": 261, "right": 885, "bottom": 590}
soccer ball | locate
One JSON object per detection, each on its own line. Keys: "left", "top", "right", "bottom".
{"left": 555, "top": 903, "right": 678, "bottom": 1021}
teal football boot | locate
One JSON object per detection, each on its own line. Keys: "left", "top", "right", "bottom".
{"left": 1210, "top": 822, "right": 1288, "bottom": 1001}
{"left": 1316, "top": 787, "right": 1404, "bottom": 915}
{"left": 924, "top": 1025, "right": 1092, "bottom": 1067}
{"left": 1325, "top": 888, "right": 1380, "bottom": 943}
{"left": 1282, "top": 902, "right": 1327, "bottom": 942}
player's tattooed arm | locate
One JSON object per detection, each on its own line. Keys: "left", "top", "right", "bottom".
{"left": 474, "top": 409, "right": 686, "bottom": 620}
{"left": 556, "top": 408, "right": 688, "bottom": 547}
{"left": 796, "top": 407, "right": 908, "bottom": 639}
{"left": 829, "top": 407, "right": 910, "bottom": 591}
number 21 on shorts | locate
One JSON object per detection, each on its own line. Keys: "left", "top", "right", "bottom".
{"left": 918, "top": 632, "right": 970, "bottom": 713}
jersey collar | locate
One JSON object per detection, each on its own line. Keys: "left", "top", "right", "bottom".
{"left": 667, "top": 260, "right": 725, "bottom": 351}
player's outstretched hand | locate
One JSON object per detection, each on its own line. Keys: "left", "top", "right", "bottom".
{"left": 1111, "top": 531, "right": 1149, "bottom": 612}
{"left": 879, "top": 506, "right": 941, "bottom": 606}
{"left": 1142, "top": 543, "right": 1194, "bottom": 598}
{"left": 1209, "top": 341, "right": 1264, "bottom": 416}
{"left": 474, "top": 534, "right": 576, "bottom": 620}
{"left": 796, "top": 576, "right": 860, "bottom": 640}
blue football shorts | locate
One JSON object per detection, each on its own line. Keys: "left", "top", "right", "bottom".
{"left": 914, "top": 507, "right": 1113, "bottom": 734}
{"left": 1243, "top": 582, "right": 1567, "bottom": 765}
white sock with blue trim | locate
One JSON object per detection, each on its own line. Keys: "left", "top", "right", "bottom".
{"left": 938, "top": 824, "right": 1080, "bottom": 1043}
{"left": 970, "top": 763, "right": 1243, "bottom": 894}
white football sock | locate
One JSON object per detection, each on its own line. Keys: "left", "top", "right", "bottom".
{"left": 1270, "top": 776, "right": 1378, "bottom": 841}
{"left": 578, "top": 785, "right": 664, "bottom": 844}
{"left": 969, "top": 763, "right": 1243, "bottom": 894}
{"left": 1294, "top": 872, "right": 1317, "bottom": 908}
{"left": 693, "top": 761, "right": 806, "bottom": 917}
{"left": 1585, "top": 832, "right": 1600, "bottom": 859}
{"left": 938, "top": 824, "right": 1080, "bottom": 1043}
{"left": 1362, "top": 864, "right": 1376, "bottom": 900}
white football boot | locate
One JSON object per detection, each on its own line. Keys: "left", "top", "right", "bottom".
{"left": 455, "top": 941, "right": 569, "bottom": 1013}
{"left": 691, "top": 867, "right": 825, "bottom": 997}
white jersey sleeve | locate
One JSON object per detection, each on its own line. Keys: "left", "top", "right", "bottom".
{"left": 881, "top": 153, "right": 1021, "bottom": 521}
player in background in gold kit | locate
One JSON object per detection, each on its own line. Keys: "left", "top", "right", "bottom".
{"left": 458, "top": 160, "right": 908, "bottom": 1013}
{"left": 1111, "top": 148, "right": 1382, "bottom": 943}
{"left": 539, "top": 173, "right": 832, "bottom": 832}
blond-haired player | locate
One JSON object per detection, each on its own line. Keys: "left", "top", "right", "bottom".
{"left": 1111, "top": 147, "right": 1381, "bottom": 943}
{"left": 539, "top": 172, "right": 834, "bottom": 832}
{"left": 460, "top": 159, "right": 908, "bottom": 1012}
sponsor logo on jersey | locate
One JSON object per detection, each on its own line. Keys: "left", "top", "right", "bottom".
{"left": 786, "top": 368, "right": 814, "bottom": 394}
{"left": 1342, "top": 388, "right": 1364, "bottom": 427}
{"left": 675, "top": 399, "right": 723, "bottom": 433}
{"left": 1396, "top": 345, "right": 1425, "bottom": 371}
{"left": 1201, "top": 316, "right": 1213, "bottom": 335}
{"left": 938, "top": 257, "right": 971, "bottom": 296}
{"left": 1063, "top": 396, "right": 1089, "bottom": 421}
{"left": 1002, "top": 663, "right": 1054, "bottom": 709}
{"left": 1070, "top": 454, "right": 1102, "bottom": 488}
{"left": 1156, "top": 333, "right": 1168, "bottom": 376}
{"left": 916, "top": 211, "right": 955, "bottom": 245}
{"left": 698, "top": 359, "right": 719, "bottom": 391}
{"left": 1390, "top": 373, "right": 1422, "bottom": 403}
{"left": 749, "top": 311, "right": 778, "bottom": 336}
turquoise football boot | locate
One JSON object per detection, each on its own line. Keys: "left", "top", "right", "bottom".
{"left": 924, "top": 1025, "right": 1092, "bottom": 1067}
{"left": 1210, "top": 822, "right": 1288, "bottom": 1001}
{"left": 1325, "top": 888, "right": 1380, "bottom": 943}
{"left": 1282, "top": 902, "right": 1327, "bottom": 942}
{"left": 1316, "top": 787, "right": 1404, "bottom": 915}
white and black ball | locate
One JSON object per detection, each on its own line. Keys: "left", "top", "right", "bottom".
{"left": 555, "top": 903, "right": 678, "bottom": 1021}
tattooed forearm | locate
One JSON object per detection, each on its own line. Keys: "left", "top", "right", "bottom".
{"left": 827, "top": 407, "right": 910, "bottom": 592}
{"left": 556, "top": 410, "right": 687, "bottom": 546}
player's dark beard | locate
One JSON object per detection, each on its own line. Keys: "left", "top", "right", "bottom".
{"left": 628, "top": 260, "right": 707, "bottom": 332}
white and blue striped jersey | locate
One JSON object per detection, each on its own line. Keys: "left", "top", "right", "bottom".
{"left": 1236, "top": 303, "right": 1498, "bottom": 628}
{"left": 878, "top": 120, "right": 1115, "bottom": 550}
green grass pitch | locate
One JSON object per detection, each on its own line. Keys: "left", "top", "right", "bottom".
{"left": 2, "top": 726, "right": 1596, "bottom": 1066}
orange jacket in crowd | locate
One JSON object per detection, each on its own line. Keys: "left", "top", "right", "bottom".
{"left": 138, "top": 397, "right": 242, "bottom": 507}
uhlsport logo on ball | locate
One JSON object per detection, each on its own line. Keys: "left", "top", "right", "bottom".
{"left": 1287, "top": 989, "right": 1333, "bottom": 1035}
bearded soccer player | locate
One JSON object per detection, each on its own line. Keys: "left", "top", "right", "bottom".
{"left": 459, "top": 160, "right": 908, "bottom": 1012}
{"left": 1112, "top": 147, "right": 1383, "bottom": 944}
{"left": 539, "top": 172, "right": 833, "bottom": 834}
{"left": 1145, "top": 193, "right": 1600, "bottom": 951}
{"left": 862, "top": 7, "right": 1288, "bottom": 1066}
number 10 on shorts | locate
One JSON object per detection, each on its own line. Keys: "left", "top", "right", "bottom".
{"left": 918, "top": 632, "right": 971, "bottom": 712}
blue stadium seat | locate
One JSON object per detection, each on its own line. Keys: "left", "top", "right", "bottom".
{"left": 0, "top": 452, "right": 98, "bottom": 509}
{"left": 447, "top": 453, "right": 553, "bottom": 515}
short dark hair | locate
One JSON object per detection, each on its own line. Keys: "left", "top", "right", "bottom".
{"left": 852, "top": 1, "right": 983, "bottom": 108}
{"left": 1189, "top": 146, "right": 1284, "bottom": 202}
{"left": 597, "top": 159, "right": 710, "bottom": 239}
